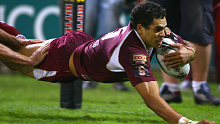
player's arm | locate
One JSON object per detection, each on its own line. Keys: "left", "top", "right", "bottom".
{"left": 135, "top": 81, "right": 215, "bottom": 124}
{"left": 0, "top": 28, "right": 18, "bottom": 44}
{"left": 0, "top": 42, "right": 49, "bottom": 66}
{"left": 0, "top": 24, "right": 48, "bottom": 66}
{"left": 0, "top": 28, "right": 43, "bottom": 47}
{"left": 183, "top": 39, "right": 196, "bottom": 60}
{"left": 135, "top": 81, "right": 183, "bottom": 123}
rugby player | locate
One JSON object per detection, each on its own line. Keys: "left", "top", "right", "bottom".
{"left": 1, "top": 2, "right": 215, "bottom": 124}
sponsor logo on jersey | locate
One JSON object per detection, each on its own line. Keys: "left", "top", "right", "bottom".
{"left": 134, "top": 65, "right": 150, "bottom": 77}
{"left": 132, "top": 54, "right": 147, "bottom": 61}
{"left": 131, "top": 54, "right": 149, "bottom": 77}
{"left": 164, "top": 27, "right": 173, "bottom": 38}
{"left": 92, "top": 40, "right": 100, "bottom": 48}
{"left": 131, "top": 54, "right": 148, "bottom": 65}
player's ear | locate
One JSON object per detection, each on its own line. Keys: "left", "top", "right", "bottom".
{"left": 136, "top": 24, "right": 144, "bottom": 35}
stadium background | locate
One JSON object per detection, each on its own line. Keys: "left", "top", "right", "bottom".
{"left": 0, "top": 0, "right": 216, "bottom": 79}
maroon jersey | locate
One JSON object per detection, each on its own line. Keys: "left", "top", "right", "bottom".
{"left": 73, "top": 23, "right": 184, "bottom": 87}
{"left": 73, "top": 23, "right": 155, "bottom": 86}
{"left": 0, "top": 20, "right": 25, "bottom": 38}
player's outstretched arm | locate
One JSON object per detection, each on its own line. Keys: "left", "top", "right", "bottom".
{"left": 0, "top": 28, "right": 43, "bottom": 47}
{"left": 0, "top": 42, "right": 49, "bottom": 66}
{"left": 135, "top": 81, "right": 183, "bottom": 123}
{"left": 134, "top": 81, "right": 215, "bottom": 124}
{"left": 0, "top": 43, "right": 32, "bottom": 65}
{"left": 13, "top": 38, "right": 44, "bottom": 48}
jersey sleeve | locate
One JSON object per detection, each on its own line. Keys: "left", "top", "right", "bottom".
{"left": 119, "top": 40, "right": 156, "bottom": 87}
{"left": 0, "top": 21, "right": 25, "bottom": 38}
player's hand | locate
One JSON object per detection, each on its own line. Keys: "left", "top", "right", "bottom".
{"left": 13, "top": 38, "right": 44, "bottom": 48}
{"left": 29, "top": 43, "right": 50, "bottom": 66}
{"left": 162, "top": 43, "right": 194, "bottom": 67}
{"left": 197, "top": 120, "right": 215, "bottom": 124}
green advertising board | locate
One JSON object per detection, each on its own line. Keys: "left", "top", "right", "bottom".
{"left": 0, "top": 0, "right": 62, "bottom": 40}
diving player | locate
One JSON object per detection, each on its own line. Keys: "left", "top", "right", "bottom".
{"left": 1, "top": 2, "right": 214, "bottom": 124}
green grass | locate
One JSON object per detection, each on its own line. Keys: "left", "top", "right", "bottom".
{"left": 0, "top": 74, "right": 220, "bottom": 124}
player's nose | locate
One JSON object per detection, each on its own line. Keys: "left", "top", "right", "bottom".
{"left": 159, "top": 29, "right": 166, "bottom": 38}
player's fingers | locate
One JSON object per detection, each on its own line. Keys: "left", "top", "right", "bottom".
{"left": 42, "top": 51, "right": 49, "bottom": 57}
{"left": 28, "top": 39, "right": 44, "bottom": 44}
{"left": 169, "top": 43, "right": 182, "bottom": 48}
{"left": 197, "top": 120, "right": 215, "bottom": 124}
{"left": 167, "top": 63, "right": 184, "bottom": 68}
{"left": 37, "top": 43, "right": 50, "bottom": 52}
{"left": 163, "top": 56, "right": 178, "bottom": 62}
{"left": 41, "top": 43, "right": 50, "bottom": 53}
{"left": 17, "top": 38, "right": 29, "bottom": 46}
{"left": 163, "top": 53, "right": 182, "bottom": 61}
{"left": 166, "top": 62, "right": 185, "bottom": 68}
{"left": 164, "top": 51, "right": 179, "bottom": 57}
{"left": 164, "top": 59, "right": 184, "bottom": 67}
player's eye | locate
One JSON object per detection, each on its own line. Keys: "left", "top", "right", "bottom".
{"left": 155, "top": 28, "right": 163, "bottom": 32}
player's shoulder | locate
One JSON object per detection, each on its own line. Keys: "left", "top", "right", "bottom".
{"left": 122, "top": 29, "right": 148, "bottom": 53}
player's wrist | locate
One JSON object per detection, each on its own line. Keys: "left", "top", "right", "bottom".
{"left": 189, "top": 47, "right": 196, "bottom": 61}
{"left": 184, "top": 45, "right": 196, "bottom": 61}
{"left": 29, "top": 55, "right": 37, "bottom": 66}
{"left": 8, "top": 35, "right": 17, "bottom": 44}
{"left": 25, "top": 57, "right": 34, "bottom": 66}
{"left": 178, "top": 117, "right": 199, "bottom": 124}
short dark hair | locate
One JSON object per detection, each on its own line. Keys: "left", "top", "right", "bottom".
{"left": 130, "top": 1, "right": 166, "bottom": 30}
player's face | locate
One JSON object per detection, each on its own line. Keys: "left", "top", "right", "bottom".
{"left": 138, "top": 17, "right": 167, "bottom": 48}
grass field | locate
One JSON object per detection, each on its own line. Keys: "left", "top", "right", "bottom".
{"left": 0, "top": 74, "right": 220, "bottom": 124}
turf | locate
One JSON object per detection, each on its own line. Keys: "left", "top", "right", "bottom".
{"left": 0, "top": 74, "right": 220, "bottom": 124}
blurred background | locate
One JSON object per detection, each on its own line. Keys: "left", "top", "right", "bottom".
{"left": 0, "top": 0, "right": 217, "bottom": 81}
